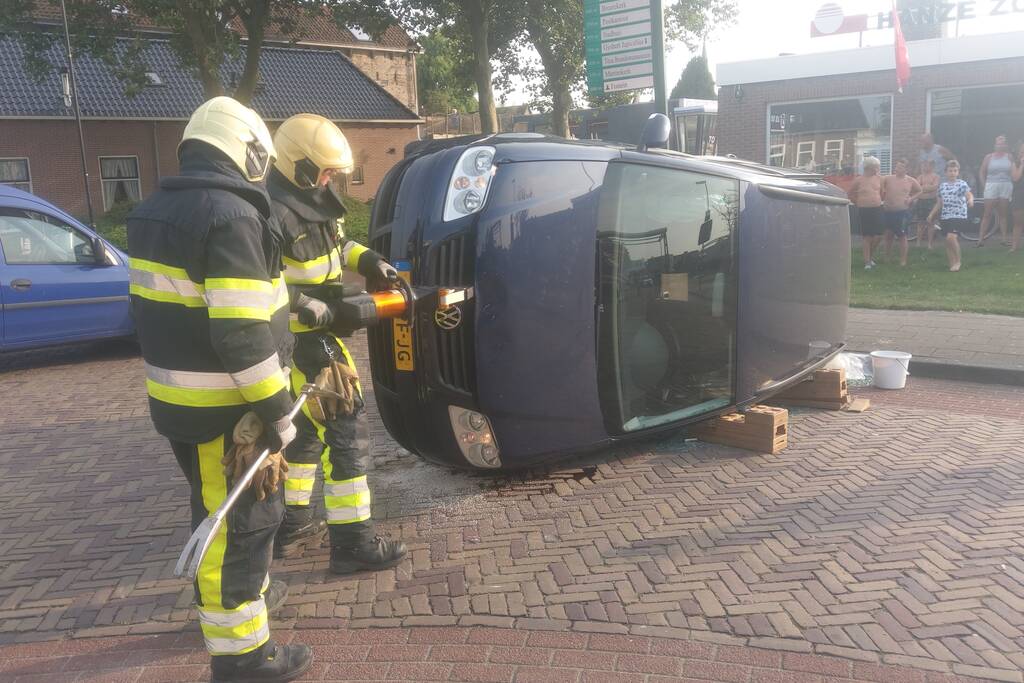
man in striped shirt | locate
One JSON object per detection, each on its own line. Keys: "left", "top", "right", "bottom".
{"left": 127, "top": 97, "right": 311, "bottom": 683}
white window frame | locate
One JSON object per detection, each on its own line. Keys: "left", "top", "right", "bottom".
{"left": 796, "top": 141, "right": 815, "bottom": 167}
{"left": 0, "top": 157, "right": 32, "bottom": 193}
{"left": 98, "top": 155, "right": 141, "bottom": 211}
{"left": 765, "top": 94, "right": 894, "bottom": 172}
{"left": 824, "top": 139, "right": 844, "bottom": 161}
{"left": 768, "top": 143, "right": 785, "bottom": 167}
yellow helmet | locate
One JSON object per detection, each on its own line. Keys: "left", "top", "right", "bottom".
{"left": 273, "top": 113, "right": 354, "bottom": 189}
{"left": 180, "top": 96, "right": 276, "bottom": 182}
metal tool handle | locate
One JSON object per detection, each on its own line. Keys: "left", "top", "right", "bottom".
{"left": 174, "top": 385, "right": 313, "bottom": 579}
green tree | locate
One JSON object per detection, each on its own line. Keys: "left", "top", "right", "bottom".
{"left": 0, "top": 1, "right": 366, "bottom": 104}
{"left": 336, "top": 0, "right": 523, "bottom": 134}
{"left": 416, "top": 30, "right": 478, "bottom": 115}
{"left": 670, "top": 54, "right": 715, "bottom": 100}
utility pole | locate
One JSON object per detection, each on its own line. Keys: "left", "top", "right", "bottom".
{"left": 652, "top": 0, "right": 668, "bottom": 117}
{"left": 60, "top": 0, "right": 96, "bottom": 227}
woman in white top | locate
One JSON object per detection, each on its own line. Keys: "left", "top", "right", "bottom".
{"left": 978, "top": 135, "right": 1013, "bottom": 246}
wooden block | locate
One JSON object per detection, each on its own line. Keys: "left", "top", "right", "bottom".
{"left": 843, "top": 398, "right": 871, "bottom": 413}
{"left": 774, "top": 369, "right": 848, "bottom": 405}
{"left": 691, "top": 405, "right": 788, "bottom": 454}
{"left": 774, "top": 398, "right": 848, "bottom": 410}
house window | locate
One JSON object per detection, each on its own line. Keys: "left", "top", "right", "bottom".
{"left": 769, "top": 144, "right": 785, "bottom": 167}
{"left": 796, "top": 141, "right": 815, "bottom": 169}
{"left": 99, "top": 156, "right": 141, "bottom": 210}
{"left": 0, "top": 158, "right": 31, "bottom": 193}
{"left": 351, "top": 166, "right": 365, "bottom": 185}
{"left": 768, "top": 96, "right": 893, "bottom": 174}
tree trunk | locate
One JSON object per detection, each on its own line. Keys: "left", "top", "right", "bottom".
{"left": 550, "top": 83, "right": 572, "bottom": 138}
{"left": 464, "top": 0, "right": 498, "bottom": 134}
{"left": 525, "top": 7, "right": 575, "bottom": 138}
{"left": 234, "top": 0, "right": 269, "bottom": 104}
{"left": 180, "top": 4, "right": 225, "bottom": 100}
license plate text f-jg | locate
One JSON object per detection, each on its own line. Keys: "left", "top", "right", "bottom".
{"left": 393, "top": 266, "right": 414, "bottom": 371}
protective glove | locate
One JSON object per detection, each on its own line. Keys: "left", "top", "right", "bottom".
{"left": 367, "top": 258, "right": 399, "bottom": 291}
{"left": 295, "top": 293, "right": 334, "bottom": 328}
{"left": 221, "top": 412, "right": 292, "bottom": 501}
{"left": 308, "top": 361, "right": 360, "bottom": 423}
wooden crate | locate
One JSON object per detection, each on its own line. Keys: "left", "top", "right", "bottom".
{"left": 690, "top": 405, "right": 789, "bottom": 454}
{"left": 773, "top": 369, "right": 848, "bottom": 410}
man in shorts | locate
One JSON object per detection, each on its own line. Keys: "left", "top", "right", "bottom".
{"left": 848, "top": 156, "right": 884, "bottom": 269}
{"left": 913, "top": 158, "right": 940, "bottom": 249}
{"left": 881, "top": 158, "right": 922, "bottom": 266}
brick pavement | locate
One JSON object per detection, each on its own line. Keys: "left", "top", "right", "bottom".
{"left": 0, "top": 337, "right": 1022, "bottom": 681}
{"left": 847, "top": 308, "right": 1024, "bottom": 370}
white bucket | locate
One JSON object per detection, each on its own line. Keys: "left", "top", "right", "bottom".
{"left": 871, "top": 350, "right": 912, "bottom": 389}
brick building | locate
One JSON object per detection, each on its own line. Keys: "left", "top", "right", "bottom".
{"left": 716, "top": 31, "right": 1024, "bottom": 191}
{"left": 0, "top": 26, "right": 421, "bottom": 218}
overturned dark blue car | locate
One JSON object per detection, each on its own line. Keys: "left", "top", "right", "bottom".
{"left": 367, "top": 121, "right": 850, "bottom": 470}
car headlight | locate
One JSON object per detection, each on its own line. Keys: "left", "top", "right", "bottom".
{"left": 444, "top": 146, "right": 497, "bottom": 222}
{"left": 448, "top": 405, "right": 501, "bottom": 468}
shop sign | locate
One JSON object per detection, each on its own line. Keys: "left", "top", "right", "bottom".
{"left": 812, "top": 1, "right": 1024, "bottom": 37}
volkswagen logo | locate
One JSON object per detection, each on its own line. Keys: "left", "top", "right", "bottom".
{"left": 435, "top": 306, "right": 462, "bottom": 331}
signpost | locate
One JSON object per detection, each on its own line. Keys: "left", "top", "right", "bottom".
{"left": 585, "top": 0, "right": 667, "bottom": 115}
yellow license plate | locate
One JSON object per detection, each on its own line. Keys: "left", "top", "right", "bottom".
{"left": 392, "top": 269, "right": 413, "bottom": 371}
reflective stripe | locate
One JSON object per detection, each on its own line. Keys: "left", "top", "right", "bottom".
{"left": 129, "top": 258, "right": 206, "bottom": 307}
{"left": 324, "top": 477, "right": 369, "bottom": 498}
{"left": 286, "top": 463, "right": 318, "bottom": 479}
{"left": 205, "top": 277, "right": 284, "bottom": 321}
{"left": 195, "top": 436, "right": 230, "bottom": 655}
{"left": 326, "top": 504, "right": 372, "bottom": 523}
{"left": 283, "top": 253, "right": 334, "bottom": 285}
{"left": 199, "top": 597, "right": 267, "bottom": 628}
{"left": 342, "top": 241, "right": 368, "bottom": 271}
{"left": 144, "top": 359, "right": 287, "bottom": 407}
{"left": 200, "top": 600, "right": 270, "bottom": 656}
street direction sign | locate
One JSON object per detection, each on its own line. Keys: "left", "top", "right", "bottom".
{"left": 585, "top": 0, "right": 661, "bottom": 96}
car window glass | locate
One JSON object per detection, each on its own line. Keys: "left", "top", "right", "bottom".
{"left": 597, "top": 163, "right": 739, "bottom": 432}
{"left": 0, "top": 208, "right": 94, "bottom": 265}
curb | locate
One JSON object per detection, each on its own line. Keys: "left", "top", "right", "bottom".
{"left": 851, "top": 351, "right": 1024, "bottom": 387}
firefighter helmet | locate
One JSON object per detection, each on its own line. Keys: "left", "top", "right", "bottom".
{"left": 273, "top": 113, "right": 354, "bottom": 189}
{"left": 180, "top": 96, "right": 276, "bottom": 182}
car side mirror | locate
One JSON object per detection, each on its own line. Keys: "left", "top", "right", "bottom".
{"left": 698, "top": 210, "right": 713, "bottom": 246}
{"left": 637, "top": 113, "right": 671, "bottom": 152}
{"left": 92, "top": 236, "right": 110, "bottom": 266}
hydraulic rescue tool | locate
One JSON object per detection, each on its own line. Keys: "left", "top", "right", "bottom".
{"left": 174, "top": 281, "right": 445, "bottom": 579}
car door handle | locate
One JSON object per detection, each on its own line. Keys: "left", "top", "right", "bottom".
{"left": 10, "top": 279, "right": 31, "bottom": 291}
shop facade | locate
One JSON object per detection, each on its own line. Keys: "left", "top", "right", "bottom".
{"left": 717, "top": 31, "right": 1024, "bottom": 192}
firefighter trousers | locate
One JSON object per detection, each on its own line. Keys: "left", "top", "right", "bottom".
{"left": 284, "top": 331, "right": 372, "bottom": 538}
{"left": 170, "top": 431, "right": 284, "bottom": 659}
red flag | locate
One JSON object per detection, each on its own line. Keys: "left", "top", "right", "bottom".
{"left": 893, "top": 3, "right": 911, "bottom": 92}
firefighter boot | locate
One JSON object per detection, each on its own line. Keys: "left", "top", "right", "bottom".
{"left": 274, "top": 506, "right": 327, "bottom": 559}
{"left": 329, "top": 521, "right": 407, "bottom": 575}
{"left": 210, "top": 642, "right": 313, "bottom": 683}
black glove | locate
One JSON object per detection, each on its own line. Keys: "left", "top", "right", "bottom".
{"left": 367, "top": 258, "right": 399, "bottom": 290}
{"left": 295, "top": 293, "right": 334, "bottom": 328}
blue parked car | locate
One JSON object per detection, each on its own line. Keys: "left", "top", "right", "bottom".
{"left": 0, "top": 185, "right": 133, "bottom": 351}
{"left": 367, "top": 122, "right": 850, "bottom": 470}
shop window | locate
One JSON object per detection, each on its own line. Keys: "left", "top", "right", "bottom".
{"left": 351, "top": 166, "right": 365, "bottom": 185}
{"left": 769, "top": 95, "right": 892, "bottom": 175}
{"left": 929, "top": 84, "right": 1024, "bottom": 192}
{"left": 0, "top": 158, "right": 31, "bottom": 193}
{"left": 99, "top": 156, "right": 141, "bottom": 210}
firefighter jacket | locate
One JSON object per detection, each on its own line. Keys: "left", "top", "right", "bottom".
{"left": 127, "top": 145, "right": 293, "bottom": 444}
{"left": 267, "top": 169, "right": 386, "bottom": 334}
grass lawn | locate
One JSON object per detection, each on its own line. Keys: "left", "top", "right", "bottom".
{"left": 851, "top": 241, "right": 1024, "bottom": 317}
{"left": 92, "top": 195, "right": 373, "bottom": 251}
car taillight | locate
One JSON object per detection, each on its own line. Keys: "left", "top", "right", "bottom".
{"left": 443, "top": 146, "right": 497, "bottom": 222}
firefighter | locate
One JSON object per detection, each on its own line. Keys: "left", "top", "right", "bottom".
{"left": 268, "top": 113, "right": 407, "bottom": 574}
{"left": 127, "top": 97, "right": 311, "bottom": 682}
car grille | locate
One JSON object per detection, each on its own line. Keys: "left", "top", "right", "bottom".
{"left": 368, "top": 231, "right": 396, "bottom": 391}
{"left": 431, "top": 233, "right": 476, "bottom": 395}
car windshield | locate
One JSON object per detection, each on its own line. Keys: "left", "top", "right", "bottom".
{"left": 596, "top": 163, "right": 739, "bottom": 432}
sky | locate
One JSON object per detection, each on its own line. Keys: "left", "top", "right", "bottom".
{"left": 497, "top": 0, "right": 1024, "bottom": 107}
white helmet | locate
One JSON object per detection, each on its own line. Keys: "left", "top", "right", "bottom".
{"left": 273, "top": 113, "right": 354, "bottom": 189}
{"left": 180, "top": 96, "right": 276, "bottom": 182}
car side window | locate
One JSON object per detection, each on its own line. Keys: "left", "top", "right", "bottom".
{"left": 0, "top": 208, "right": 95, "bottom": 265}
